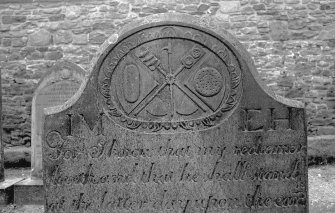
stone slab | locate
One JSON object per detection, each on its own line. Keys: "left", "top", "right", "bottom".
{"left": 0, "top": 177, "right": 24, "bottom": 205}
{"left": 43, "top": 13, "right": 308, "bottom": 213}
{"left": 14, "top": 178, "right": 44, "bottom": 205}
{"left": 31, "top": 61, "right": 85, "bottom": 179}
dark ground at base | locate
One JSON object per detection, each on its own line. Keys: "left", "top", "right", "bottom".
{"left": 1, "top": 166, "right": 335, "bottom": 213}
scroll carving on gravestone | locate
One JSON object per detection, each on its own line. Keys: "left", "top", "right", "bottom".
{"left": 31, "top": 61, "right": 85, "bottom": 179}
{"left": 43, "top": 13, "right": 308, "bottom": 213}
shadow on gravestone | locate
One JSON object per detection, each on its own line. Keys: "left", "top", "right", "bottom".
{"left": 31, "top": 61, "right": 85, "bottom": 179}
{"left": 42, "top": 14, "right": 308, "bottom": 213}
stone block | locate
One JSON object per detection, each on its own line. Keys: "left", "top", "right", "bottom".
{"left": 270, "top": 21, "right": 289, "bottom": 41}
{"left": 72, "top": 34, "right": 88, "bottom": 45}
{"left": 28, "top": 29, "right": 51, "bottom": 46}
{"left": 285, "top": 0, "right": 300, "bottom": 4}
{"left": 14, "top": 178, "right": 44, "bottom": 205}
{"left": 2, "top": 16, "right": 26, "bottom": 24}
{"left": 317, "top": 126, "right": 335, "bottom": 135}
{"left": 0, "top": 178, "right": 24, "bottom": 205}
{"left": 48, "top": 14, "right": 65, "bottom": 22}
{"left": 218, "top": 1, "right": 240, "bottom": 13}
{"left": 89, "top": 31, "right": 107, "bottom": 44}
{"left": 12, "top": 37, "right": 27, "bottom": 47}
{"left": 54, "top": 30, "right": 73, "bottom": 44}
{"left": 45, "top": 51, "right": 63, "bottom": 60}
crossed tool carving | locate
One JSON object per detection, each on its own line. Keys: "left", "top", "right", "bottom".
{"left": 126, "top": 41, "right": 217, "bottom": 119}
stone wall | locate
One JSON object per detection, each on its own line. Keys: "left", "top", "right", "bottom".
{"left": 1, "top": 0, "right": 335, "bottom": 147}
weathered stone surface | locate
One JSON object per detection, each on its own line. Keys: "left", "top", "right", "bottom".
{"left": 218, "top": 1, "right": 240, "bottom": 13}
{"left": 270, "top": 21, "right": 289, "bottom": 41}
{"left": 28, "top": 29, "right": 51, "bottom": 46}
{"left": 65, "top": 6, "right": 81, "bottom": 20}
{"left": 14, "top": 178, "right": 44, "bottom": 205}
{"left": 54, "top": 30, "right": 73, "bottom": 44}
{"left": 31, "top": 61, "right": 85, "bottom": 179}
{"left": 48, "top": 14, "right": 65, "bottom": 22}
{"left": 286, "top": 0, "right": 300, "bottom": 4}
{"left": 45, "top": 51, "right": 63, "bottom": 60}
{"left": 43, "top": 14, "right": 308, "bottom": 213}
{"left": 317, "top": 126, "right": 335, "bottom": 135}
{"left": 89, "top": 31, "right": 107, "bottom": 44}
{"left": 72, "top": 34, "right": 88, "bottom": 45}
{"left": 2, "top": 15, "right": 26, "bottom": 24}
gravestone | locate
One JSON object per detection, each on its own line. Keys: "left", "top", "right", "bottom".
{"left": 31, "top": 61, "right": 85, "bottom": 179}
{"left": 43, "top": 14, "right": 308, "bottom": 213}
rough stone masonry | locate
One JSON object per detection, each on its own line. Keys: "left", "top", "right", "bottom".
{"left": 42, "top": 13, "right": 308, "bottom": 213}
{"left": 1, "top": 0, "right": 335, "bottom": 149}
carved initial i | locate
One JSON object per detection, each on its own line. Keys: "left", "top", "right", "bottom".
{"left": 66, "top": 113, "right": 105, "bottom": 136}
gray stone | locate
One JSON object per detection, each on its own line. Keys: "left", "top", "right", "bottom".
{"left": 2, "top": 15, "right": 26, "bottom": 24}
{"left": 43, "top": 13, "right": 308, "bottom": 213}
{"left": 28, "top": 29, "right": 52, "bottom": 46}
{"left": 89, "top": 31, "right": 107, "bottom": 44}
{"left": 31, "top": 61, "right": 85, "bottom": 179}
{"left": 218, "top": 1, "right": 240, "bottom": 13}
{"left": 0, "top": 177, "right": 24, "bottom": 205}
{"left": 270, "top": 21, "right": 289, "bottom": 41}
{"left": 285, "top": 0, "right": 300, "bottom": 4}
{"left": 48, "top": 14, "right": 65, "bottom": 22}
{"left": 72, "top": 34, "right": 88, "bottom": 45}
{"left": 14, "top": 178, "right": 44, "bottom": 205}
{"left": 54, "top": 30, "right": 73, "bottom": 44}
{"left": 45, "top": 51, "right": 63, "bottom": 60}
{"left": 317, "top": 126, "right": 335, "bottom": 135}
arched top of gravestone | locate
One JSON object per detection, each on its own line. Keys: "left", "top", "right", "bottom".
{"left": 45, "top": 13, "right": 303, "bottom": 133}
{"left": 33, "top": 60, "right": 86, "bottom": 96}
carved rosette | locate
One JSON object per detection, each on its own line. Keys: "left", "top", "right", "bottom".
{"left": 98, "top": 25, "right": 242, "bottom": 132}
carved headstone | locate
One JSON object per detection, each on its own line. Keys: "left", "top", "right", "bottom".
{"left": 31, "top": 61, "right": 85, "bottom": 179}
{"left": 43, "top": 14, "right": 308, "bottom": 213}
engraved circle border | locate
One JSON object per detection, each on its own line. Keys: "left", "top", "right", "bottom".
{"left": 98, "top": 24, "right": 242, "bottom": 133}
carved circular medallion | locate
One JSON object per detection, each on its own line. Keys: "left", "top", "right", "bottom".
{"left": 194, "top": 68, "right": 223, "bottom": 97}
{"left": 98, "top": 24, "right": 242, "bottom": 132}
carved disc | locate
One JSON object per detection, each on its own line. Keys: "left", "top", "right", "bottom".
{"left": 98, "top": 24, "right": 242, "bottom": 132}
{"left": 194, "top": 68, "right": 223, "bottom": 97}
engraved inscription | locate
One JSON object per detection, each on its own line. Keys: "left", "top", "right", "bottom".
{"left": 44, "top": 122, "right": 308, "bottom": 212}
{"left": 240, "top": 107, "right": 293, "bottom": 131}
